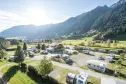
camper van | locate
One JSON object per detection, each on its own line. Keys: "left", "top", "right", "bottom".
{"left": 86, "top": 60, "right": 107, "bottom": 73}
{"left": 74, "top": 72, "right": 88, "bottom": 84}
{"left": 66, "top": 72, "right": 88, "bottom": 84}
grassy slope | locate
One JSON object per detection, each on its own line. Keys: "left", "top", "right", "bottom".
{"left": 1, "top": 65, "right": 36, "bottom": 84}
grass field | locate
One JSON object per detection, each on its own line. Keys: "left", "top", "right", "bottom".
{"left": 54, "top": 66, "right": 100, "bottom": 84}
{"left": 0, "top": 60, "right": 10, "bottom": 67}
{"left": 1, "top": 65, "right": 36, "bottom": 84}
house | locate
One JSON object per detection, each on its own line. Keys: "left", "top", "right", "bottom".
{"left": 86, "top": 60, "right": 107, "bottom": 73}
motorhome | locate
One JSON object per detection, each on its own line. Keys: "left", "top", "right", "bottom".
{"left": 86, "top": 60, "right": 107, "bottom": 73}
{"left": 74, "top": 72, "right": 88, "bottom": 84}
{"left": 66, "top": 72, "right": 88, "bottom": 84}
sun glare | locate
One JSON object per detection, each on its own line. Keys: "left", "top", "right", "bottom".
{"left": 26, "top": 8, "right": 48, "bottom": 25}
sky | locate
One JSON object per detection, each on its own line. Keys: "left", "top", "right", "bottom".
{"left": 0, "top": 0, "right": 119, "bottom": 32}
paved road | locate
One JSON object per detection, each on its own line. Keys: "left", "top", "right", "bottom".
{"left": 52, "top": 61, "right": 126, "bottom": 84}
{"left": 24, "top": 55, "right": 126, "bottom": 84}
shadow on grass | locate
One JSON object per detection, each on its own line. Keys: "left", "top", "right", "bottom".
{"left": 27, "top": 71, "right": 60, "bottom": 84}
{"left": 2, "top": 65, "right": 19, "bottom": 83}
{"left": 2, "top": 65, "right": 60, "bottom": 84}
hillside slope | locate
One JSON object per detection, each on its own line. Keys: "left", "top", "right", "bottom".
{"left": 0, "top": 6, "right": 109, "bottom": 39}
{"left": 91, "top": 1, "right": 126, "bottom": 39}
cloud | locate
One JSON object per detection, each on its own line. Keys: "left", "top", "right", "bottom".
{"left": 0, "top": 9, "right": 70, "bottom": 32}
{"left": 0, "top": 10, "right": 30, "bottom": 32}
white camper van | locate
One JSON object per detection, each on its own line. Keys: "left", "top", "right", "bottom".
{"left": 86, "top": 60, "right": 107, "bottom": 73}
{"left": 66, "top": 72, "right": 88, "bottom": 84}
{"left": 74, "top": 72, "right": 88, "bottom": 84}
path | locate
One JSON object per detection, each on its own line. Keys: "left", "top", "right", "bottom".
{"left": 52, "top": 61, "right": 126, "bottom": 84}
{"left": 28, "top": 56, "right": 126, "bottom": 84}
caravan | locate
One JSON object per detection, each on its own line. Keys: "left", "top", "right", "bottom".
{"left": 86, "top": 60, "right": 107, "bottom": 73}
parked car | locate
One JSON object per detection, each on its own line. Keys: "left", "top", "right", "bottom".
{"left": 107, "top": 56, "right": 114, "bottom": 62}
{"left": 8, "top": 56, "right": 15, "bottom": 62}
{"left": 28, "top": 51, "right": 35, "bottom": 57}
{"left": 98, "top": 56, "right": 105, "bottom": 60}
{"left": 82, "top": 50, "right": 90, "bottom": 54}
{"left": 65, "top": 58, "right": 72, "bottom": 64}
{"left": 41, "top": 50, "right": 48, "bottom": 55}
{"left": 109, "top": 50, "right": 119, "bottom": 54}
{"left": 66, "top": 73, "right": 76, "bottom": 84}
{"left": 62, "top": 54, "right": 69, "bottom": 60}
{"left": 98, "top": 49, "right": 107, "bottom": 53}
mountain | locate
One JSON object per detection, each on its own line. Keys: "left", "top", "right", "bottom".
{"left": 91, "top": 0, "right": 126, "bottom": 39}
{"left": 111, "top": 0, "right": 126, "bottom": 8}
{"left": 0, "top": 25, "right": 38, "bottom": 39}
{"left": 0, "top": 5, "right": 109, "bottom": 39}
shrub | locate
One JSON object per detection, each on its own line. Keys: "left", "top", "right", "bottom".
{"left": 20, "top": 63, "right": 27, "bottom": 72}
{"left": 28, "top": 65, "right": 38, "bottom": 76}
{"left": 74, "top": 46, "right": 83, "bottom": 51}
{"left": 38, "top": 57, "right": 53, "bottom": 76}
{"left": 79, "top": 42, "right": 85, "bottom": 46}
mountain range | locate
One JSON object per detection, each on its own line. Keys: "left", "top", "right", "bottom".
{"left": 0, "top": 0, "right": 126, "bottom": 40}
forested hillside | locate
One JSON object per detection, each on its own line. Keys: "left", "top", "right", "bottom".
{"left": 1, "top": 0, "right": 126, "bottom": 40}
{"left": 92, "top": 1, "right": 126, "bottom": 39}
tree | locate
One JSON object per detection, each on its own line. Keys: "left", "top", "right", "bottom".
{"left": 23, "top": 42, "right": 27, "bottom": 51}
{"left": 42, "top": 44, "right": 46, "bottom": 50}
{"left": 0, "top": 37, "right": 10, "bottom": 49}
{"left": 37, "top": 44, "right": 41, "bottom": 50}
{"left": 0, "top": 49, "right": 7, "bottom": 60}
{"left": 14, "top": 45, "right": 24, "bottom": 65}
{"left": 23, "top": 42, "right": 27, "bottom": 56}
{"left": 38, "top": 57, "right": 53, "bottom": 76}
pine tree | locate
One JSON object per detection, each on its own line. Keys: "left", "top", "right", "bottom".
{"left": 23, "top": 42, "right": 27, "bottom": 51}
{"left": 14, "top": 45, "right": 24, "bottom": 65}
{"left": 42, "top": 44, "right": 46, "bottom": 50}
{"left": 0, "top": 49, "right": 7, "bottom": 60}
{"left": 37, "top": 44, "right": 41, "bottom": 50}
